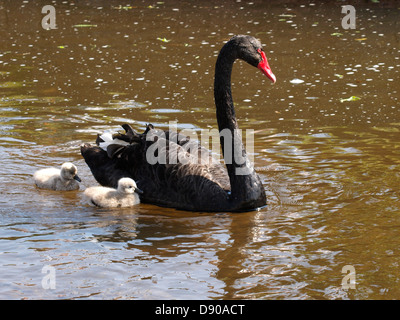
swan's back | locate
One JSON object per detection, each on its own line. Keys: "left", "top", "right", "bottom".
{"left": 81, "top": 124, "right": 231, "bottom": 211}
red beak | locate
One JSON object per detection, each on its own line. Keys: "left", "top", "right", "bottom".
{"left": 257, "top": 49, "right": 276, "bottom": 83}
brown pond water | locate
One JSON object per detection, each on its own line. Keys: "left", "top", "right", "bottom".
{"left": 0, "top": 0, "right": 399, "bottom": 299}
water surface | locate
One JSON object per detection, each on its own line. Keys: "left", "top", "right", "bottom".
{"left": 1, "top": 0, "right": 400, "bottom": 299}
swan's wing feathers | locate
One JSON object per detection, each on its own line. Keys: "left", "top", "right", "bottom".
{"left": 81, "top": 123, "right": 232, "bottom": 211}
{"left": 113, "top": 125, "right": 204, "bottom": 167}
{"left": 95, "top": 133, "right": 104, "bottom": 145}
{"left": 164, "top": 130, "right": 190, "bottom": 147}
{"left": 138, "top": 162, "right": 230, "bottom": 210}
{"left": 106, "top": 144, "right": 126, "bottom": 158}
{"left": 115, "top": 124, "right": 142, "bottom": 143}
{"left": 143, "top": 123, "right": 154, "bottom": 134}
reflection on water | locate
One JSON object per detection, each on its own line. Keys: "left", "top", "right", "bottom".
{"left": 1, "top": 0, "right": 400, "bottom": 299}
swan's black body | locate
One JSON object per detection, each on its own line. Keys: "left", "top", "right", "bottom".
{"left": 81, "top": 35, "right": 275, "bottom": 212}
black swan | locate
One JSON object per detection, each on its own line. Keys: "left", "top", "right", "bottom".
{"left": 81, "top": 35, "right": 276, "bottom": 212}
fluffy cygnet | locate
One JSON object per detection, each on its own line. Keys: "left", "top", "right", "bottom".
{"left": 84, "top": 177, "right": 143, "bottom": 208}
{"left": 34, "top": 162, "right": 81, "bottom": 191}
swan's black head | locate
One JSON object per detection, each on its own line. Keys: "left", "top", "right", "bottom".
{"left": 230, "top": 35, "right": 276, "bottom": 83}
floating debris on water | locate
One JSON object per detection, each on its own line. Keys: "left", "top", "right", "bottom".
{"left": 290, "top": 78, "right": 304, "bottom": 84}
{"left": 340, "top": 96, "right": 361, "bottom": 103}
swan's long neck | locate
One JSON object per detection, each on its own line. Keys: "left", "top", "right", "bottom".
{"left": 214, "top": 42, "right": 266, "bottom": 209}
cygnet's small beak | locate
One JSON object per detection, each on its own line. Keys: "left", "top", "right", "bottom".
{"left": 74, "top": 175, "right": 82, "bottom": 182}
{"left": 135, "top": 187, "right": 144, "bottom": 195}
